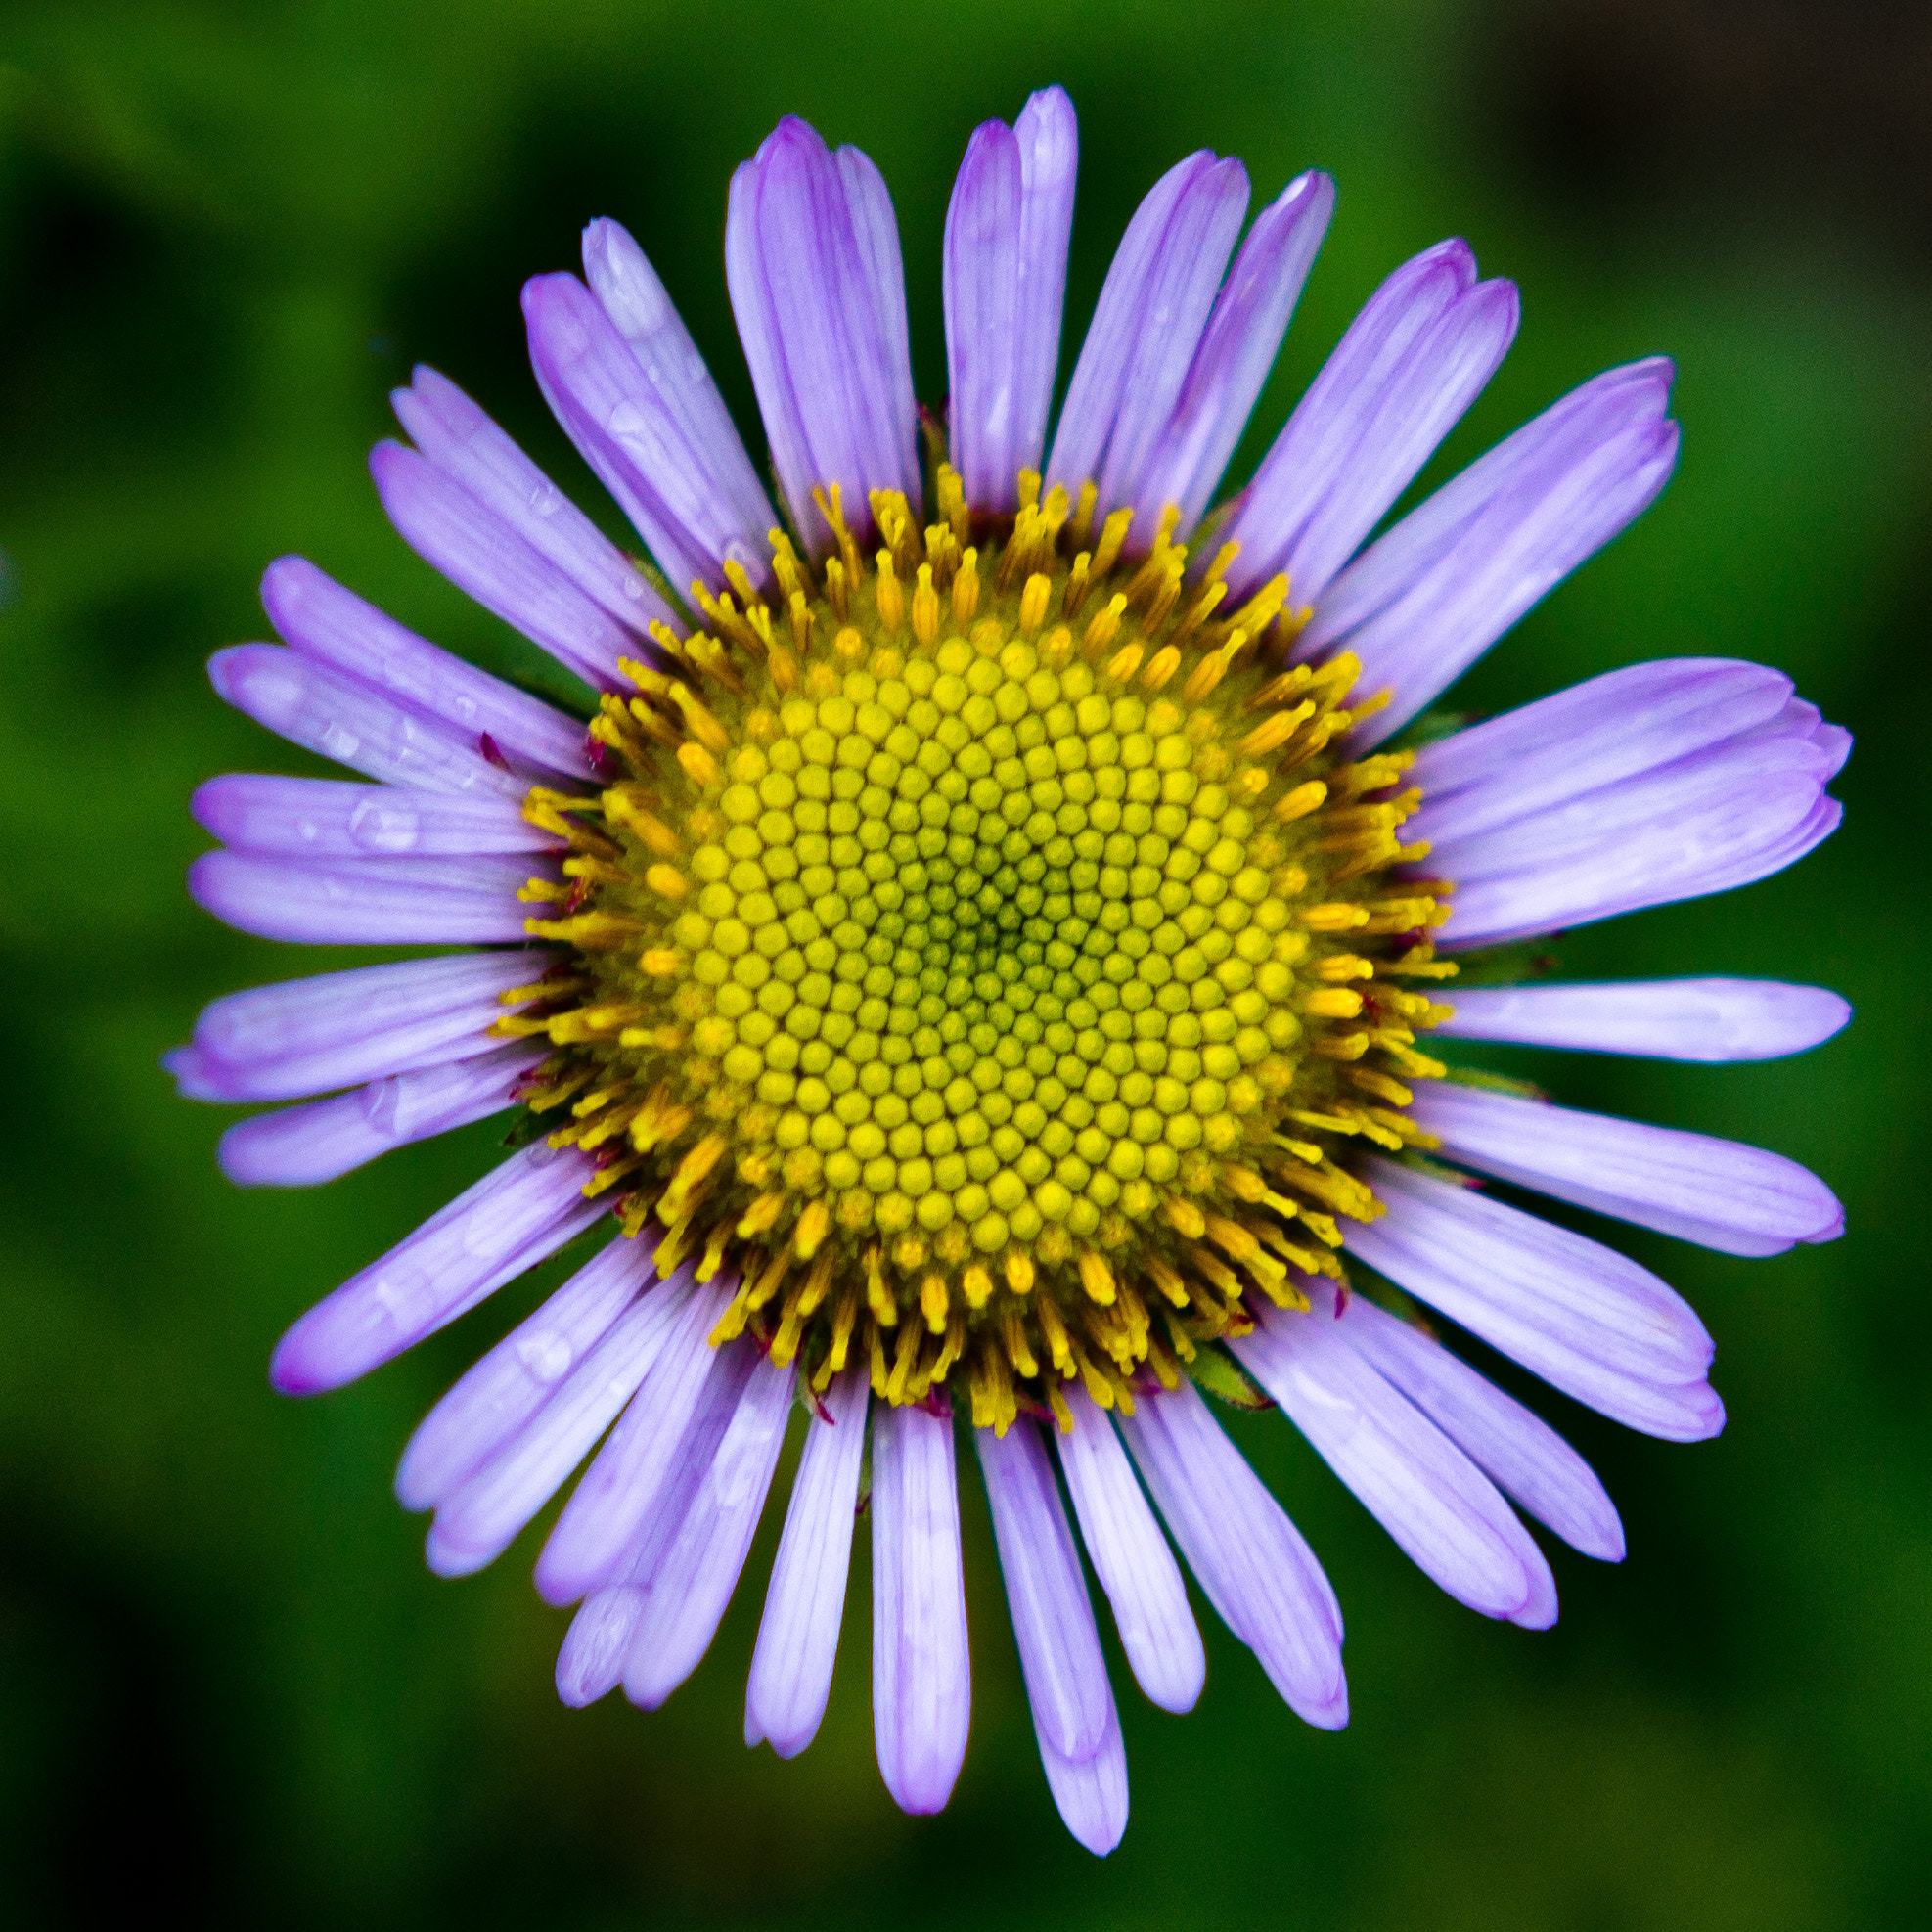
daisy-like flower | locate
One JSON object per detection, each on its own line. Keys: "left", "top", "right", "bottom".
{"left": 170, "top": 87, "right": 1850, "bottom": 1854}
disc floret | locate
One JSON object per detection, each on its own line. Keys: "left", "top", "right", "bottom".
{"left": 503, "top": 468, "right": 1456, "bottom": 1431}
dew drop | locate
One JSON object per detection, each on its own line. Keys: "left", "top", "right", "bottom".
{"left": 516, "top": 1329, "right": 575, "bottom": 1384}
{"left": 349, "top": 797, "right": 421, "bottom": 853}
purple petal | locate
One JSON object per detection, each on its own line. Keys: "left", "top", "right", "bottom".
{"left": 1435, "top": 978, "right": 1852, "bottom": 1063}
{"left": 177, "top": 951, "right": 551, "bottom": 1102}
{"left": 1302, "top": 362, "right": 1678, "bottom": 746}
{"left": 1223, "top": 240, "right": 1515, "bottom": 604}
{"left": 553, "top": 1339, "right": 757, "bottom": 1707}
{"left": 389, "top": 363, "right": 670, "bottom": 639}
{"left": 726, "top": 117, "right": 920, "bottom": 555}
{"left": 944, "top": 88, "right": 1080, "bottom": 513}
{"left": 193, "top": 774, "right": 554, "bottom": 861}
{"left": 581, "top": 218, "right": 778, "bottom": 552}
{"left": 1412, "top": 659, "right": 1790, "bottom": 843}
{"left": 1115, "top": 1380, "right": 1346, "bottom": 1728}
{"left": 532, "top": 1273, "right": 739, "bottom": 1605}
{"left": 1331, "top": 1285, "right": 1624, "bottom": 1560}
{"left": 424, "top": 1255, "right": 690, "bottom": 1577}
{"left": 1433, "top": 739, "right": 1844, "bottom": 950}
{"left": 1055, "top": 1386, "right": 1204, "bottom": 1713}
{"left": 1234, "top": 1302, "right": 1556, "bottom": 1627}
{"left": 554, "top": 1588, "right": 647, "bottom": 1710}
{"left": 268, "top": 1142, "right": 603, "bottom": 1395}
{"left": 524, "top": 267, "right": 773, "bottom": 600}
{"left": 1347, "top": 1157, "right": 1725, "bottom": 1442}
{"left": 745, "top": 1363, "right": 870, "bottom": 1758}
{"left": 187, "top": 847, "right": 537, "bottom": 947}
{"left": 217, "top": 1043, "right": 545, "bottom": 1186}
{"left": 397, "top": 1234, "right": 662, "bottom": 1510}
{"left": 1131, "top": 169, "right": 1335, "bottom": 538}
{"left": 621, "top": 1350, "right": 795, "bottom": 1709}
{"left": 261, "top": 556, "right": 593, "bottom": 783}
{"left": 370, "top": 439, "right": 643, "bottom": 690}
{"left": 1416, "top": 671, "right": 1847, "bottom": 883}
{"left": 1046, "top": 151, "right": 1249, "bottom": 517}
{"left": 945, "top": 124, "right": 1023, "bottom": 501}
{"left": 834, "top": 144, "right": 921, "bottom": 510}
{"left": 207, "top": 643, "right": 521, "bottom": 798}
{"left": 1302, "top": 358, "right": 1672, "bottom": 648}
{"left": 871, "top": 1400, "right": 971, "bottom": 1815}
{"left": 1411, "top": 1081, "right": 1843, "bottom": 1257}
{"left": 975, "top": 1421, "right": 1111, "bottom": 1762}
{"left": 1039, "top": 1694, "right": 1129, "bottom": 1858}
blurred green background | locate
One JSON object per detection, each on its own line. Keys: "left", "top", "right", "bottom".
{"left": 2, "top": 1, "right": 1927, "bottom": 1925}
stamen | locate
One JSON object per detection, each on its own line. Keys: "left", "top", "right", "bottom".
{"left": 514, "top": 461, "right": 1454, "bottom": 1415}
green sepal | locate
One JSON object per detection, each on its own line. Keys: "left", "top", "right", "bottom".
{"left": 500, "top": 1107, "right": 553, "bottom": 1150}
{"left": 1189, "top": 1347, "right": 1275, "bottom": 1413}
{"left": 1441, "top": 1064, "right": 1548, "bottom": 1101}
{"left": 1384, "top": 707, "right": 1471, "bottom": 751}
{"left": 1438, "top": 940, "right": 1560, "bottom": 988}
{"left": 1390, "top": 1148, "right": 1482, "bottom": 1188}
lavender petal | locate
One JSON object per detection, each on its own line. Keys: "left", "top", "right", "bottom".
{"left": 1331, "top": 1284, "right": 1624, "bottom": 1560}
{"left": 268, "top": 1142, "right": 603, "bottom": 1395}
{"left": 397, "top": 1233, "right": 662, "bottom": 1509}
{"left": 1116, "top": 1380, "right": 1346, "bottom": 1728}
{"left": 945, "top": 87, "right": 1079, "bottom": 512}
{"left": 726, "top": 117, "right": 920, "bottom": 555}
{"left": 1435, "top": 764, "right": 1841, "bottom": 949}
{"left": 745, "top": 1363, "right": 870, "bottom": 1758}
{"left": 177, "top": 951, "right": 551, "bottom": 1102}
{"left": 524, "top": 268, "right": 772, "bottom": 600}
{"left": 425, "top": 1259, "right": 690, "bottom": 1577}
{"left": 187, "top": 847, "right": 538, "bottom": 947}
{"left": 1263, "top": 276, "right": 1518, "bottom": 605}
{"left": 1132, "top": 168, "right": 1335, "bottom": 538}
{"left": 1435, "top": 978, "right": 1852, "bottom": 1063}
{"left": 1056, "top": 1386, "right": 1204, "bottom": 1713}
{"left": 1301, "top": 357, "right": 1674, "bottom": 654}
{"left": 1418, "top": 679, "right": 1845, "bottom": 873}
{"left": 193, "top": 774, "right": 554, "bottom": 861}
{"left": 532, "top": 1273, "right": 739, "bottom": 1605}
{"left": 218, "top": 1043, "right": 545, "bottom": 1187}
{"left": 834, "top": 143, "right": 921, "bottom": 514}
{"left": 622, "top": 1349, "right": 795, "bottom": 1709}
{"left": 1234, "top": 1302, "right": 1556, "bottom": 1627}
{"left": 1343, "top": 443, "right": 1680, "bottom": 746}
{"left": 207, "top": 643, "right": 520, "bottom": 799}
{"left": 1411, "top": 659, "right": 1791, "bottom": 842}
{"left": 1039, "top": 1695, "right": 1129, "bottom": 1858}
{"left": 554, "top": 1340, "right": 757, "bottom": 1708}
{"left": 370, "top": 439, "right": 641, "bottom": 691}
{"left": 1411, "top": 1082, "right": 1843, "bottom": 1256}
{"left": 872, "top": 1401, "right": 971, "bottom": 1815}
{"left": 1222, "top": 240, "right": 1511, "bottom": 603}
{"left": 261, "top": 556, "right": 593, "bottom": 783}
{"left": 1348, "top": 1157, "right": 1724, "bottom": 1441}
{"left": 944, "top": 120, "right": 1024, "bottom": 508}
{"left": 581, "top": 217, "right": 778, "bottom": 556}
{"left": 1047, "top": 151, "right": 1249, "bottom": 516}
{"left": 390, "top": 362, "right": 668, "bottom": 639}
{"left": 975, "top": 1421, "right": 1111, "bottom": 1763}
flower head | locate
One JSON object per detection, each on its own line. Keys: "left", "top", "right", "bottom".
{"left": 172, "top": 85, "right": 1849, "bottom": 1854}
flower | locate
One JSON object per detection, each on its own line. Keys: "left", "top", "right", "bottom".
{"left": 170, "top": 87, "right": 1850, "bottom": 1855}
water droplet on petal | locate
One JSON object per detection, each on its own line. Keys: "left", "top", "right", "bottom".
{"left": 517, "top": 1330, "right": 575, "bottom": 1384}
{"left": 349, "top": 797, "right": 421, "bottom": 853}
